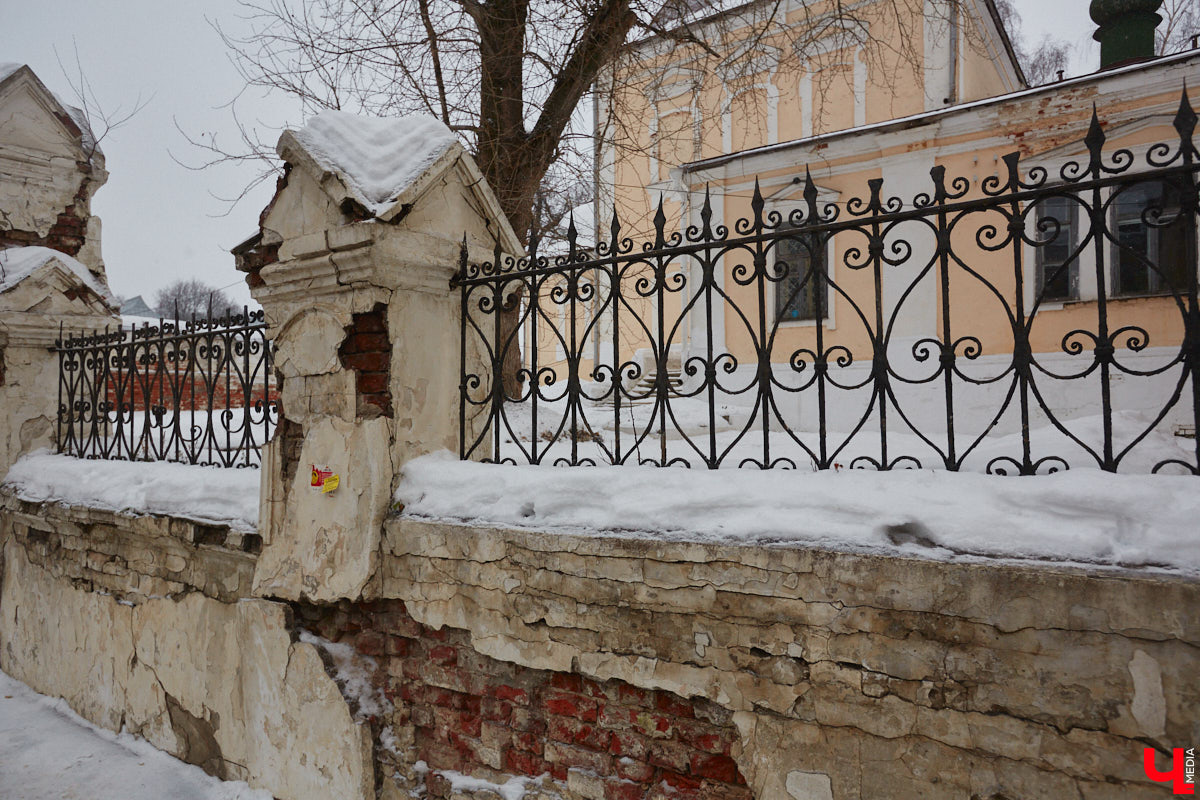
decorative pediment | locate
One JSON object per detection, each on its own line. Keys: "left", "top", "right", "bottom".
{"left": 0, "top": 64, "right": 99, "bottom": 164}
{"left": 274, "top": 111, "right": 521, "bottom": 254}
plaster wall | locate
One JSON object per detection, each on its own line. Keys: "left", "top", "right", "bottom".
{"left": 0, "top": 494, "right": 375, "bottom": 800}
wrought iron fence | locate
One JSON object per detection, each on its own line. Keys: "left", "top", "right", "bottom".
{"left": 56, "top": 310, "right": 278, "bottom": 467}
{"left": 457, "top": 91, "right": 1200, "bottom": 474}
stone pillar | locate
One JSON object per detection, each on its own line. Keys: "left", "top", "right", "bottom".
{"left": 0, "top": 250, "right": 117, "bottom": 479}
{"left": 237, "top": 114, "right": 521, "bottom": 604}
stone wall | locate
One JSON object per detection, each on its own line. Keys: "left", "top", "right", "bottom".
{"left": 365, "top": 516, "right": 1200, "bottom": 800}
{"left": 296, "top": 600, "right": 751, "bottom": 800}
{"left": 2, "top": 484, "right": 1198, "bottom": 800}
{"left": 0, "top": 492, "right": 374, "bottom": 800}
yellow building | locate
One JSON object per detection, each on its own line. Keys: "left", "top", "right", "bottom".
{"left": 464, "top": 1, "right": 1200, "bottom": 471}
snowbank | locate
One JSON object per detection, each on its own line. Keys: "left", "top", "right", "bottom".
{"left": 0, "top": 669, "right": 271, "bottom": 800}
{"left": 0, "top": 246, "right": 116, "bottom": 303}
{"left": 2, "top": 452, "right": 259, "bottom": 532}
{"left": 291, "top": 111, "right": 458, "bottom": 215}
{"left": 396, "top": 452, "right": 1200, "bottom": 574}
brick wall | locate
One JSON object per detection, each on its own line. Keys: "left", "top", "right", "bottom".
{"left": 295, "top": 600, "right": 749, "bottom": 800}
{"left": 0, "top": 170, "right": 93, "bottom": 259}
{"left": 100, "top": 368, "right": 277, "bottom": 412}
{"left": 338, "top": 304, "right": 393, "bottom": 418}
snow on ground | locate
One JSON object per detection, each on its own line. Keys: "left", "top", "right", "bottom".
{"left": 396, "top": 450, "right": 1200, "bottom": 575}
{"left": 0, "top": 669, "right": 271, "bottom": 800}
{"left": 0, "top": 245, "right": 116, "bottom": 303}
{"left": 491, "top": 400, "right": 1197, "bottom": 475}
{"left": 2, "top": 451, "right": 259, "bottom": 532}
{"left": 291, "top": 111, "right": 458, "bottom": 215}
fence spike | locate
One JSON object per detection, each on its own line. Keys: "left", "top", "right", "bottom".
{"left": 609, "top": 206, "right": 621, "bottom": 245}
{"left": 1002, "top": 151, "right": 1022, "bottom": 192}
{"left": 803, "top": 168, "right": 818, "bottom": 218}
{"left": 654, "top": 195, "right": 667, "bottom": 248}
{"left": 700, "top": 185, "right": 712, "bottom": 239}
{"left": 1174, "top": 85, "right": 1197, "bottom": 143}
{"left": 930, "top": 164, "right": 947, "bottom": 202}
{"left": 751, "top": 178, "right": 764, "bottom": 229}
{"left": 567, "top": 210, "right": 578, "bottom": 257}
{"left": 867, "top": 178, "right": 884, "bottom": 213}
{"left": 1085, "top": 105, "right": 1106, "bottom": 174}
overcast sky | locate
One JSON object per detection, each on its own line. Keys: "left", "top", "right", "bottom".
{"left": 1, "top": 0, "right": 1100, "bottom": 312}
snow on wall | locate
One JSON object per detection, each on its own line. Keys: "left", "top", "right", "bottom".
{"left": 0, "top": 246, "right": 115, "bottom": 303}
{"left": 2, "top": 452, "right": 259, "bottom": 532}
{"left": 396, "top": 450, "right": 1200, "bottom": 574}
{"left": 290, "top": 111, "right": 458, "bottom": 215}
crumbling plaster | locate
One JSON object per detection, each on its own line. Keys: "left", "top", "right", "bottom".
{"left": 378, "top": 516, "right": 1200, "bottom": 799}
{"left": 0, "top": 503, "right": 375, "bottom": 800}
{"left": 245, "top": 126, "right": 508, "bottom": 606}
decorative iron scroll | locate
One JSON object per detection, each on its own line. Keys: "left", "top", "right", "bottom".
{"left": 457, "top": 92, "right": 1200, "bottom": 474}
{"left": 56, "top": 309, "right": 278, "bottom": 468}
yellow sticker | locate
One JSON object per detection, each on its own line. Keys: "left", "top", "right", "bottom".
{"left": 321, "top": 474, "right": 340, "bottom": 494}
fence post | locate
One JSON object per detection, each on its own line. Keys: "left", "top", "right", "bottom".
{"left": 235, "top": 118, "right": 521, "bottom": 603}
{"left": 0, "top": 252, "right": 117, "bottom": 479}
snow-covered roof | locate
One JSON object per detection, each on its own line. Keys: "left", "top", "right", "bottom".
{"left": 119, "top": 294, "right": 155, "bottom": 317}
{"left": 0, "top": 63, "right": 101, "bottom": 159}
{"left": 0, "top": 246, "right": 116, "bottom": 305}
{"left": 287, "top": 111, "right": 460, "bottom": 216}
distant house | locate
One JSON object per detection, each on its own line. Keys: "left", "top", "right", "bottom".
{"left": 119, "top": 294, "right": 155, "bottom": 318}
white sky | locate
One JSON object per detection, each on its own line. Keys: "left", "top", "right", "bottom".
{"left": 0, "top": 0, "right": 1100, "bottom": 311}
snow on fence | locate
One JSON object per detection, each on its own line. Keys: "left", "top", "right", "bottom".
{"left": 55, "top": 311, "right": 278, "bottom": 468}
{"left": 457, "top": 94, "right": 1200, "bottom": 475}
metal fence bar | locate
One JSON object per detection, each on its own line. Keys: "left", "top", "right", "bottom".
{"left": 55, "top": 309, "right": 277, "bottom": 468}
{"left": 457, "top": 90, "right": 1200, "bottom": 475}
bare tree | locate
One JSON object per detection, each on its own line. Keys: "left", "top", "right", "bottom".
{"left": 994, "top": 0, "right": 1071, "bottom": 86}
{"left": 203, "top": 0, "right": 1002, "bottom": 240}
{"left": 204, "top": 0, "right": 1006, "bottom": 387}
{"left": 153, "top": 279, "right": 237, "bottom": 320}
{"left": 53, "top": 42, "right": 151, "bottom": 162}
{"left": 1157, "top": 0, "right": 1200, "bottom": 55}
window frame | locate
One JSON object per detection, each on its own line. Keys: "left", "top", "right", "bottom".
{"left": 768, "top": 226, "right": 835, "bottom": 326}
{"left": 1108, "top": 178, "right": 1194, "bottom": 299}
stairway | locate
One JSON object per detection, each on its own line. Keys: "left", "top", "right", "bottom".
{"left": 594, "top": 368, "right": 683, "bottom": 407}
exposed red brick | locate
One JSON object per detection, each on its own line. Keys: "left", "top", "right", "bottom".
{"left": 295, "top": 599, "right": 745, "bottom": 799}
{"left": 545, "top": 741, "right": 613, "bottom": 775}
{"left": 615, "top": 757, "right": 656, "bottom": 782}
{"left": 610, "top": 730, "right": 651, "bottom": 760}
{"left": 357, "top": 372, "right": 389, "bottom": 395}
{"left": 617, "top": 684, "right": 652, "bottom": 708}
{"left": 655, "top": 691, "right": 696, "bottom": 719}
{"left": 355, "top": 630, "right": 388, "bottom": 657}
{"left": 543, "top": 691, "right": 598, "bottom": 722}
{"left": 648, "top": 741, "right": 691, "bottom": 773}
{"left": 503, "top": 749, "right": 551, "bottom": 775}
{"left": 547, "top": 717, "right": 613, "bottom": 752}
{"left": 481, "top": 697, "right": 513, "bottom": 723}
{"left": 605, "top": 778, "right": 645, "bottom": 800}
{"left": 689, "top": 753, "right": 741, "bottom": 784}
{"left": 337, "top": 304, "right": 392, "bottom": 417}
{"left": 428, "top": 645, "right": 458, "bottom": 667}
{"left": 661, "top": 771, "right": 703, "bottom": 795}
{"left": 492, "top": 685, "right": 530, "bottom": 705}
